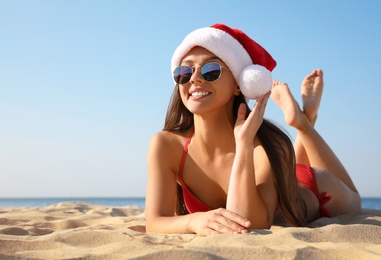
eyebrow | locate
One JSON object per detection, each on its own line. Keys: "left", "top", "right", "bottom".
{"left": 181, "top": 56, "right": 224, "bottom": 65}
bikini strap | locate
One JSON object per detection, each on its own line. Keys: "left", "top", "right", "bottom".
{"left": 179, "top": 130, "right": 194, "bottom": 180}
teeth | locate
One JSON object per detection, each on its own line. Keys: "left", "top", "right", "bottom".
{"left": 191, "top": 92, "right": 209, "bottom": 97}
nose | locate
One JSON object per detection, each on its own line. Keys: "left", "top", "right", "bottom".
{"left": 190, "top": 66, "right": 204, "bottom": 83}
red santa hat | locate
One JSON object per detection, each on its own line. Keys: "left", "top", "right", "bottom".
{"left": 171, "top": 23, "right": 276, "bottom": 100}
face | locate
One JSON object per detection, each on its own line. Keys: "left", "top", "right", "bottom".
{"left": 177, "top": 47, "right": 240, "bottom": 116}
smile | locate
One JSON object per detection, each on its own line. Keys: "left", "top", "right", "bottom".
{"left": 191, "top": 92, "right": 211, "bottom": 97}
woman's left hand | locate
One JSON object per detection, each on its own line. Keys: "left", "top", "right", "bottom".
{"left": 234, "top": 91, "right": 271, "bottom": 145}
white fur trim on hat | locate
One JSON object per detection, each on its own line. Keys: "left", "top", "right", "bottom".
{"left": 171, "top": 26, "right": 272, "bottom": 100}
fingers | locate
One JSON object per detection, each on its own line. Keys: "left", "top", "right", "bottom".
{"left": 220, "top": 208, "right": 251, "bottom": 229}
{"left": 237, "top": 91, "right": 271, "bottom": 123}
{"left": 237, "top": 102, "right": 247, "bottom": 120}
{"left": 255, "top": 91, "right": 271, "bottom": 110}
{"left": 234, "top": 91, "right": 271, "bottom": 144}
{"left": 202, "top": 208, "right": 251, "bottom": 235}
{"left": 247, "top": 91, "right": 271, "bottom": 122}
{"left": 234, "top": 103, "right": 247, "bottom": 130}
{"left": 215, "top": 211, "right": 249, "bottom": 234}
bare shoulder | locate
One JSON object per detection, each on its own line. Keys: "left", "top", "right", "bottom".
{"left": 148, "top": 130, "right": 192, "bottom": 173}
{"left": 149, "top": 130, "right": 190, "bottom": 150}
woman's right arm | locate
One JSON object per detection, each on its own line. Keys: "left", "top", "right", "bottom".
{"left": 145, "top": 132, "right": 193, "bottom": 233}
{"left": 145, "top": 132, "right": 251, "bottom": 235}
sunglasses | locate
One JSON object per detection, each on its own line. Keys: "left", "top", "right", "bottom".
{"left": 173, "top": 62, "right": 228, "bottom": 84}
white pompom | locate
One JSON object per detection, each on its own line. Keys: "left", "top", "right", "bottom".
{"left": 238, "top": 65, "right": 272, "bottom": 100}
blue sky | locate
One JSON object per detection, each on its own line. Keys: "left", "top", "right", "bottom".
{"left": 1, "top": 1, "right": 380, "bottom": 198}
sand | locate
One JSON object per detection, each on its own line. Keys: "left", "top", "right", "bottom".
{"left": 0, "top": 202, "right": 380, "bottom": 259}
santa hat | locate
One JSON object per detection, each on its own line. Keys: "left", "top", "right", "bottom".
{"left": 171, "top": 23, "right": 276, "bottom": 100}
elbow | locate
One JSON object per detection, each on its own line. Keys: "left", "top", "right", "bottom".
{"left": 247, "top": 214, "right": 273, "bottom": 230}
{"left": 145, "top": 216, "right": 159, "bottom": 233}
{"left": 146, "top": 222, "right": 163, "bottom": 234}
{"left": 145, "top": 216, "right": 172, "bottom": 234}
{"left": 145, "top": 225, "right": 156, "bottom": 233}
{"left": 260, "top": 220, "right": 272, "bottom": 230}
{"left": 250, "top": 221, "right": 272, "bottom": 230}
{"left": 145, "top": 221, "right": 154, "bottom": 233}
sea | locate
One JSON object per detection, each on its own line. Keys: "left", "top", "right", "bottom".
{"left": 0, "top": 197, "right": 146, "bottom": 208}
{"left": 0, "top": 197, "right": 380, "bottom": 210}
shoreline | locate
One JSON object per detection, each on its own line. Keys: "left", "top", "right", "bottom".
{"left": 0, "top": 197, "right": 380, "bottom": 209}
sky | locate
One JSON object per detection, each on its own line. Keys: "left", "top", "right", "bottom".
{"left": 1, "top": 1, "right": 380, "bottom": 198}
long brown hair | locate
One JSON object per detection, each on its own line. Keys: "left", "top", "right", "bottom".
{"left": 163, "top": 85, "right": 307, "bottom": 227}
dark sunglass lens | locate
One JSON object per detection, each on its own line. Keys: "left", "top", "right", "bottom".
{"left": 174, "top": 66, "right": 192, "bottom": 84}
{"left": 202, "top": 62, "right": 221, "bottom": 82}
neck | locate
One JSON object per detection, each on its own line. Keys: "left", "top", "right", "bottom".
{"left": 192, "top": 110, "right": 236, "bottom": 155}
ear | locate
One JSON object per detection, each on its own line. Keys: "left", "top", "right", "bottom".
{"left": 234, "top": 86, "right": 241, "bottom": 96}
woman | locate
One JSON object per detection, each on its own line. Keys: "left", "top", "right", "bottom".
{"left": 145, "top": 23, "right": 360, "bottom": 235}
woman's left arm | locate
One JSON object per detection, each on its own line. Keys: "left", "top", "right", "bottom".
{"left": 226, "top": 92, "right": 278, "bottom": 229}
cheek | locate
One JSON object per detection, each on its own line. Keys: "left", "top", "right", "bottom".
{"left": 220, "top": 77, "right": 238, "bottom": 96}
{"left": 220, "top": 72, "right": 237, "bottom": 90}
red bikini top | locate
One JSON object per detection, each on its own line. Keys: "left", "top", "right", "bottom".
{"left": 178, "top": 131, "right": 210, "bottom": 213}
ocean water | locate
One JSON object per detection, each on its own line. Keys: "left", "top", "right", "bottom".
{"left": 0, "top": 197, "right": 146, "bottom": 208}
{"left": 361, "top": 197, "right": 381, "bottom": 210}
{"left": 0, "top": 197, "right": 380, "bottom": 210}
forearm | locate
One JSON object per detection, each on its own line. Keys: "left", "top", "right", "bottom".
{"left": 146, "top": 214, "right": 195, "bottom": 234}
{"left": 226, "top": 145, "right": 270, "bottom": 229}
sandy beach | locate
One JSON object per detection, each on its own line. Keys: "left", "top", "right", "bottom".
{"left": 0, "top": 202, "right": 380, "bottom": 259}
